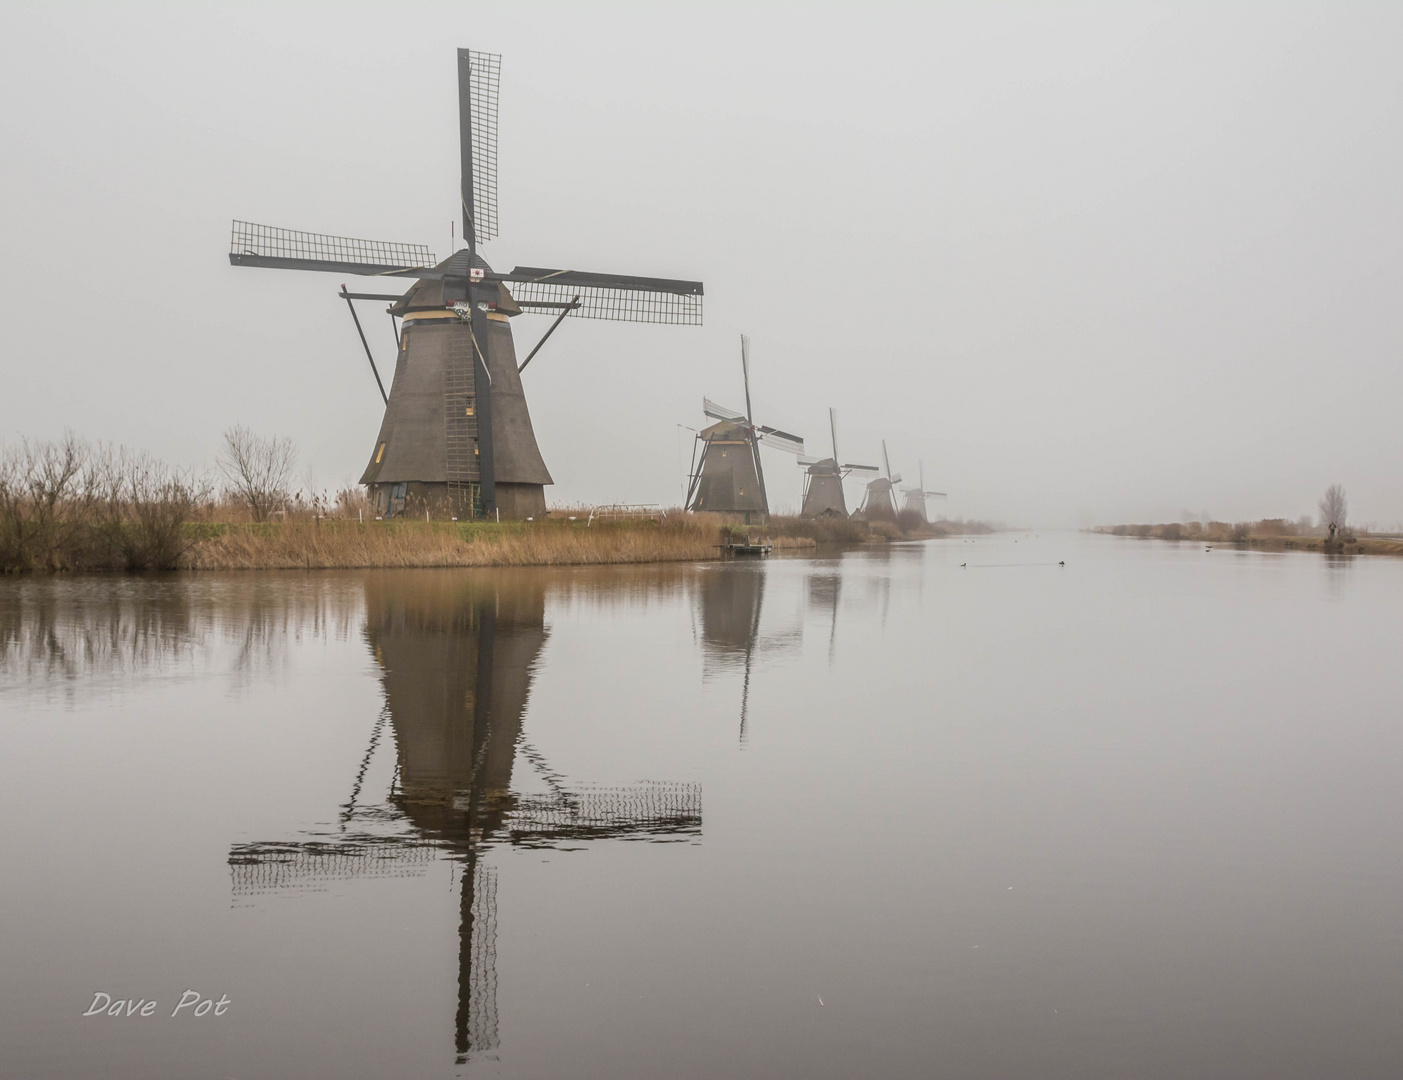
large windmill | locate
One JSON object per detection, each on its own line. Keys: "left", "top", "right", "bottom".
{"left": 228, "top": 49, "right": 703, "bottom": 520}
{"left": 797, "top": 409, "right": 879, "bottom": 518}
{"left": 854, "top": 440, "right": 902, "bottom": 521}
{"left": 685, "top": 335, "right": 804, "bottom": 523}
{"left": 900, "top": 460, "right": 947, "bottom": 523}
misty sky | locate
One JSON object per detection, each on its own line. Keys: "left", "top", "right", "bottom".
{"left": 2, "top": 2, "right": 1400, "bottom": 526}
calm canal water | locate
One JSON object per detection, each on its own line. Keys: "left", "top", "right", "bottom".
{"left": 2, "top": 532, "right": 1401, "bottom": 1079}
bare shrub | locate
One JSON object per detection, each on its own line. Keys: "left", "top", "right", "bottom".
{"left": 0, "top": 435, "right": 95, "bottom": 571}
{"left": 218, "top": 426, "right": 297, "bottom": 522}
{"left": 1318, "top": 484, "right": 1347, "bottom": 535}
{"left": 97, "top": 449, "right": 212, "bottom": 569}
{"left": 1230, "top": 521, "right": 1251, "bottom": 542}
{"left": 1158, "top": 523, "right": 1183, "bottom": 541}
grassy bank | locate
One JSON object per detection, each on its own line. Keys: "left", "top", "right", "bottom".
{"left": 1093, "top": 521, "right": 1403, "bottom": 557}
{"left": 1, "top": 509, "right": 991, "bottom": 573}
{"left": 183, "top": 517, "right": 740, "bottom": 570}
{"left": 0, "top": 435, "right": 992, "bottom": 572}
{"left": 180, "top": 513, "right": 984, "bottom": 571}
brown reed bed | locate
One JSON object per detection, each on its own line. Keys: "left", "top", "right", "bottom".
{"left": 182, "top": 517, "right": 732, "bottom": 570}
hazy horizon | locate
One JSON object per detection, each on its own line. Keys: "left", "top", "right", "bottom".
{"left": 2, "top": 3, "right": 1399, "bottom": 527}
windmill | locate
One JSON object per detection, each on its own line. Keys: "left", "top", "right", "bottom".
{"left": 854, "top": 441, "right": 902, "bottom": 521}
{"left": 228, "top": 49, "right": 703, "bottom": 520}
{"left": 229, "top": 574, "right": 701, "bottom": 1064}
{"left": 900, "top": 460, "right": 948, "bottom": 523}
{"left": 685, "top": 335, "right": 804, "bottom": 523}
{"left": 797, "top": 408, "right": 879, "bottom": 518}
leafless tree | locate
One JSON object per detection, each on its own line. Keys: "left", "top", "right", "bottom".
{"left": 0, "top": 434, "right": 94, "bottom": 570}
{"left": 218, "top": 426, "right": 297, "bottom": 522}
{"left": 1318, "top": 484, "right": 1347, "bottom": 535}
{"left": 94, "top": 447, "right": 212, "bottom": 569}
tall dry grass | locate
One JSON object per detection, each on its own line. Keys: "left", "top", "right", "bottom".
{"left": 184, "top": 517, "right": 729, "bottom": 570}
{"left": 0, "top": 436, "right": 211, "bottom": 571}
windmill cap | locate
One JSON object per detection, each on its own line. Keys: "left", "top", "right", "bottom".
{"left": 390, "top": 250, "right": 521, "bottom": 315}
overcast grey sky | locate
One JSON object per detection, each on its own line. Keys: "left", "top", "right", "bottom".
{"left": 2, "top": 2, "right": 1399, "bottom": 525}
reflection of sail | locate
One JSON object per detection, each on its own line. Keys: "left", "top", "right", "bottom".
{"left": 227, "top": 569, "right": 701, "bottom": 1066}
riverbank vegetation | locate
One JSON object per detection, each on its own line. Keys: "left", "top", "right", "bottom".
{"left": 0, "top": 435, "right": 992, "bottom": 573}
{"left": 1093, "top": 518, "right": 1403, "bottom": 556}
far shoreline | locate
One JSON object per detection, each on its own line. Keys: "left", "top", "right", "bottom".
{"left": 1090, "top": 523, "right": 1403, "bottom": 557}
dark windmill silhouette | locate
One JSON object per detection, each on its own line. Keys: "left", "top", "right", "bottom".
{"left": 854, "top": 441, "right": 903, "bottom": 522}
{"left": 229, "top": 573, "right": 701, "bottom": 1064}
{"left": 228, "top": 49, "right": 703, "bottom": 520}
{"left": 685, "top": 335, "right": 804, "bottom": 523}
{"left": 900, "top": 460, "right": 947, "bottom": 523}
{"left": 797, "top": 409, "right": 879, "bottom": 518}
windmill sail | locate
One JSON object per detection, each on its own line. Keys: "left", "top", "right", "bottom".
{"left": 756, "top": 426, "right": 804, "bottom": 455}
{"left": 460, "top": 49, "right": 500, "bottom": 244}
{"left": 229, "top": 221, "right": 435, "bottom": 276}
{"left": 703, "top": 398, "right": 747, "bottom": 423}
{"left": 506, "top": 269, "right": 703, "bottom": 325}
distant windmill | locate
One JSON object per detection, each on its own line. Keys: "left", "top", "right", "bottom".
{"left": 900, "top": 460, "right": 947, "bottom": 523}
{"left": 685, "top": 335, "right": 804, "bottom": 523}
{"left": 797, "top": 409, "right": 879, "bottom": 518}
{"left": 227, "top": 48, "right": 703, "bottom": 521}
{"left": 854, "top": 441, "right": 902, "bottom": 521}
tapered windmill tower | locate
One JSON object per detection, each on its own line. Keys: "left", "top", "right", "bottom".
{"left": 854, "top": 441, "right": 902, "bottom": 521}
{"left": 797, "top": 409, "right": 879, "bottom": 518}
{"left": 228, "top": 49, "right": 703, "bottom": 520}
{"left": 900, "top": 460, "right": 947, "bottom": 523}
{"left": 685, "top": 335, "right": 804, "bottom": 522}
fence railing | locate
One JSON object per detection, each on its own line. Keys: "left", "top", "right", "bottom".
{"left": 586, "top": 504, "right": 667, "bottom": 525}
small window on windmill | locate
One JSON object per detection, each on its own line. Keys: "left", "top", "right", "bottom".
{"left": 400, "top": 332, "right": 410, "bottom": 353}
{"left": 465, "top": 398, "right": 475, "bottom": 417}
{"left": 375, "top": 442, "right": 386, "bottom": 463}
{"left": 474, "top": 445, "right": 480, "bottom": 456}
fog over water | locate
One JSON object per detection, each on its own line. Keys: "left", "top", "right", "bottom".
{"left": 1, "top": 3, "right": 1400, "bottom": 524}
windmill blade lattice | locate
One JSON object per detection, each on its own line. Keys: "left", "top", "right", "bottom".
{"left": 507, "top": 273, "right": 702, "bottom": 325}
{"left": 229, "top": 221, "right": 435, "bottom": 276}
{"left": 462, "top": 50, "right": 500, "bottom": 243}
{"left": 703, "top": 398, "right": 747, "bottom": 423}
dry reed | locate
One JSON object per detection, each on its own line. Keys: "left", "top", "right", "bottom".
{"left": 183, "top": 518, "right": 729, "bottom": 570}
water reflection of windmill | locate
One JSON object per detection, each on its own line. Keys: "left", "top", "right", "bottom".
{"left": 805, "top": 565, "right": 844, "bottom": 664}
{"left": 695, "top": 564, "right": 801, "bottom": 742}
{"left": 229, "top": 573, "right": 701, "bottom": 1063}
{"left": 797, "top": 409, "right": 879, "bottom": 518}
